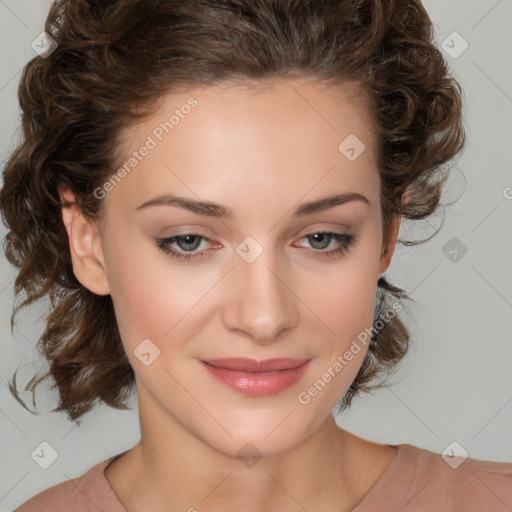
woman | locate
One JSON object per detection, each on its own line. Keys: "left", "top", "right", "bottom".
{"left": 1, "top": 0, "right": 511, "bottom": 511}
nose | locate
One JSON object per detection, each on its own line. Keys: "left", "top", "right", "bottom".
{"left": 221, "top": 247, "right": 299, "bottom": 345}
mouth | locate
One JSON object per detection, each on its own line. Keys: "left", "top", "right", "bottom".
{"left": 200, "top": 357, "right": 311, "bottom": 396}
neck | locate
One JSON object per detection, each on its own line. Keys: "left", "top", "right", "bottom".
{"left": 105, "top": 393, "right": 366, "bottom": 512}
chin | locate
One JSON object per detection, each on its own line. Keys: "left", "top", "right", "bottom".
{"left": 207, "top": 432, "right": 303, "bottom": 460}
{"left": 197, "top": 409, "right": 318, "bottom": 459}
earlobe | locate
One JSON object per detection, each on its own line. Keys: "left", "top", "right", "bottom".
{"left": 59, "top": 187, "right": 110, "bottom": 296}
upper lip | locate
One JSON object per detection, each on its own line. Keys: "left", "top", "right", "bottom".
{"left": 201, "top": 358, "right": 310, "bottom": 373}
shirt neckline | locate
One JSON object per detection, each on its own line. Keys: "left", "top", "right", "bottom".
{"left": 99, "top": 443, "right": 410, "bottom": 511}
{"left": 350, "top": 443, "right": 405, "bottom": 511}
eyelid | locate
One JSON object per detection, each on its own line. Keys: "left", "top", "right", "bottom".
{"left": 155, "top": 227, "right": 356, "bottom": 263}
{"left": 155, "top": 225, "right": 216, "bottom": 238}
{"left": 313, "top": 221, "right": 350, "bottom": 230}
{"left": 291, "top": 222, "right": 352, "bottom": 239}
{"left": 157, "top": 223, "right": 352, "bottom": 246}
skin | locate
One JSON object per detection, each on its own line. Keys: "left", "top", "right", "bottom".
{"left": 59, "top": 77, "right": 403, "bottom": 512}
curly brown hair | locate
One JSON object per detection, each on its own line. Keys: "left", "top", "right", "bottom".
{"left": 0, "top": 0, "right": 465, "bottom": 424}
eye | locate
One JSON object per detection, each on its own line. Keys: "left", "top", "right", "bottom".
{"left": 155, "top": 234, "right": 213, "bottom": 262}
{"left": 155, "top": 231, "right": 356, "bottom": 262}
{"left": 293, "top": 231, "right": 356, "bottom": 260}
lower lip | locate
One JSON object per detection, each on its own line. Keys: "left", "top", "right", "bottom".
{"left": 201, "top": 360, "right": 311, "bottom": 396}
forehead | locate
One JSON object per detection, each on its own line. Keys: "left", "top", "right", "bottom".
{"left": 105, "top": 77, "right": 379, "bottom": 221}
{"left": 119, "top": 75, "right": 375, "bottom": 156}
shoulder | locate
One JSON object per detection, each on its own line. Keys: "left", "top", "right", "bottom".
{"left": 394, "top": 444, "right": 512, "bottom": 511}
{"left": 13, "top": 477, "right": 86, "bottom": 512}
{"left": 14, "top": 453, "right": 126, "bottom": 512}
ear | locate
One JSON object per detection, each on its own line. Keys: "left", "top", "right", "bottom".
{"left": 378, "top": 187, "right": 410, "bottom": 275}
{"left": 378, "top": 213, "right": 402, "bottom": 274}
{"left": 59, "top": 187, "right": 110, "bottom": 295}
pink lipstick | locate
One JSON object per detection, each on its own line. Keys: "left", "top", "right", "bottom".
{"left": 200, "top": 357, "right": 311, "bottom": 396}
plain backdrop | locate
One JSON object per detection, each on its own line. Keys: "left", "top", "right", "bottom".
{"left": 1, "top": 1, "right": 511, "bottom": 510}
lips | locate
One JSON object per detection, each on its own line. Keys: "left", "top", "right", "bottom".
{"left": 201, "top": 358, "right": 310, "bottom": 373}
{"left": 200, "top": 357, "right": 311, "bottom": 396}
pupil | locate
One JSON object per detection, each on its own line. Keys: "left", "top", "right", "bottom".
{"left": 310, "top": 233, "right": 329, "bottom": 249}
{"left": 180, "top": 235, "right": 200, "bottom": 250}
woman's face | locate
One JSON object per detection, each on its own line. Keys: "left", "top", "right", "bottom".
{"left": 80, "top": 78, "right": 400, "bottom": 457}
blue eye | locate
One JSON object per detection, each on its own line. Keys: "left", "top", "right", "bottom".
{"left": 155, "top": 231, "right": 356, "bottom": 262}
{"left": 155, "top": 234, "right": 211, "bottom": 261}
{"left": 299, "top": 232, "right": 356, "bottom": 259}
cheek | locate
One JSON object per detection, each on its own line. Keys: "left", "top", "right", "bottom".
{"left": 103, "top": 234, "right": 217, "bottom": 350}
{"left": 308, "top": 242, "right": 381, "bottom": 342}
{"left": 102, "top": 233, "right": 175, "bottom": 342}
{"left": 103, "top": 216, "right": 382, "bottom": 351}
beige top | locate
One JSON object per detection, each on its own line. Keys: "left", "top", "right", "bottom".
{"left": 14, "top": 443, "right": 512, "bottom": 511}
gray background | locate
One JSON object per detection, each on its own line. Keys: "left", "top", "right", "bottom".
{"left": 1, "top": 1, "right": 511, "bottom": 510}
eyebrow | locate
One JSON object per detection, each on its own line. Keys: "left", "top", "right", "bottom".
{"left": 135, "top": 192, "right": 370, "bottom": 218}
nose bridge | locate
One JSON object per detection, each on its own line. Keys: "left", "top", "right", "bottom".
{"left": 222, "top": 239, "right": 299, "bottom": 344}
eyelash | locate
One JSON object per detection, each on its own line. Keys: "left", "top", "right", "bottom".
{"left": 155, "top": 231, "right": 356, "bottom": 262}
